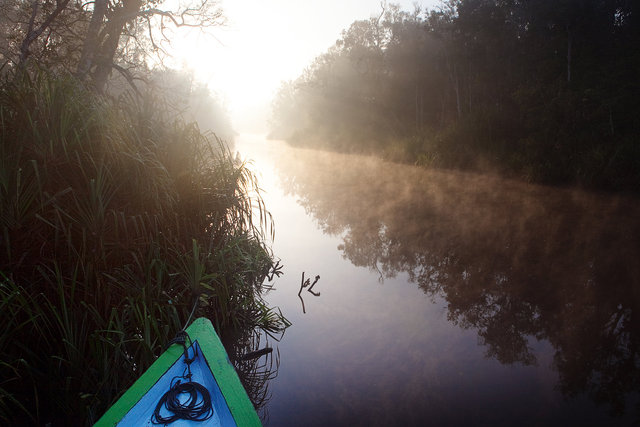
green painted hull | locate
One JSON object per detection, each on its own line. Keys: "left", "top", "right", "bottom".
{"left": 94, "top": 317, "right": 261, "bottom": 426}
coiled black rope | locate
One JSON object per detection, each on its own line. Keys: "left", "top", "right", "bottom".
{"left": 151, "top": 378, "right": 213, "bottom": 424}
{"left": 151, "top": 308, "right": 214, "bottom": 425}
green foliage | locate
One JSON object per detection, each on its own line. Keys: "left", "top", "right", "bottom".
{"left": 0, "top": 71, "right": 286, "bottom": 424}
{"left": 271, "top": 0, "right": 640, "bottom": 193}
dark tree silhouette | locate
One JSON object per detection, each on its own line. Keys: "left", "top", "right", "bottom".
{"left": 271, "top": 0, "right": 640, "bottom": 192}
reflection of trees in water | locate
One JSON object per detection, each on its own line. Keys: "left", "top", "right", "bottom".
{"left": 275, "top": 145, "right": 640, "bottom": 416}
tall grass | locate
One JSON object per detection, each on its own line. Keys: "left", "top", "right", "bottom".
{"left": 0, "top": 71, "right": 287, "bottom": 424}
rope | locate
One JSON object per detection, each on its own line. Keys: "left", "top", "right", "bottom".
{"left": 151, "top": 379, "right": 213, "bottom": 424}
{"left": 151, "top": 298, "right": 214, "bottom": 425}
{"left": 183, "top": 295, "right": 199, "bottom": 332}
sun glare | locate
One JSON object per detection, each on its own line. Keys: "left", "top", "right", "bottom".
{"left": 168, "top": 0, "right": 438, "bottom": 131}
{"left": 168, "top": 2, "right": 306, "bottom": 130}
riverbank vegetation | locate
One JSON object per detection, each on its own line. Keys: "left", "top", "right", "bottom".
{"left": 0, "top": 71, "right": 287, "bottom": 424}
{"left": 270, "top": 0, "right": 640, "bottom": 192}
{"left": 1, "top": 0, "right": 289, "bottom": 424}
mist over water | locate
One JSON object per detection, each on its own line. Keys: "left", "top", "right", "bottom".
{"left": 237, "top": 135, "right": 640, "bottom": 426}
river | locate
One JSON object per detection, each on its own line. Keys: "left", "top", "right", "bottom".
{"left": 235, "top": 134, "right": 640, "bottom": 427}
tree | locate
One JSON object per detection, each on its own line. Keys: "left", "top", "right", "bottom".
{"left": 270, "top": 0, "right": 640, "bottom": 190}
{"left": 1, "top": 0, "right": 224, "bottom": 92}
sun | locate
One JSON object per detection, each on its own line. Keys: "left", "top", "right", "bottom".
{"left": 168, "top": 30, "right": 272, "bottom": 129}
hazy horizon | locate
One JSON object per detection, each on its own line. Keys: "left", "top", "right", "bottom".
{"left": 167, "top": 0, "right": 440, "bottom": 133}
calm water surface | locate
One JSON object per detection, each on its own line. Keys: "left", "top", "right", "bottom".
{"left": 235, "top": 134, "right": 640, "bottom": 427}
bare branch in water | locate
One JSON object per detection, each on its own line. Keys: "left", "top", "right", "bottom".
{"left": 298, "top": 272, "right": 321, "bottom": 313}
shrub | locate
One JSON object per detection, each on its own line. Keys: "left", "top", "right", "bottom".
{"left": 0, "top": 71, "right": 287, "bottom": 424}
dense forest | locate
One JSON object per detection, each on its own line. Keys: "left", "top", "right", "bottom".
{"left": 270, "top": 0, "right": 640, "bottom": 192}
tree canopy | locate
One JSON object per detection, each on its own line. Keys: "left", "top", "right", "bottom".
{"left": 0, "top": 0, "right": 224, "bottom": 92}
{"left": 270, "top": 0, "right": 640, "bottom": 192}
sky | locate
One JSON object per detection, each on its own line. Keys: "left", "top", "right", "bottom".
{"left": 169, "top": 0, "right": 440, "bottom": 133}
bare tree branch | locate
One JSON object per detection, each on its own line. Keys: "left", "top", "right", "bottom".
{"left": 111, "top": 61, "right": 141, "bottom": 94}
{"left": 18, "top": 0, "right": 71, "bottom": 67}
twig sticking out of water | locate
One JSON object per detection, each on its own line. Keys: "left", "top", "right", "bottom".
{"left": 307, "top": 275, "right": 321, "bottom": 296}
{"left": 298, "top": 272, "right": 321, "bottom": 313}
{"left": 298, "top": 272, "right": 321, "bottom": 296}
